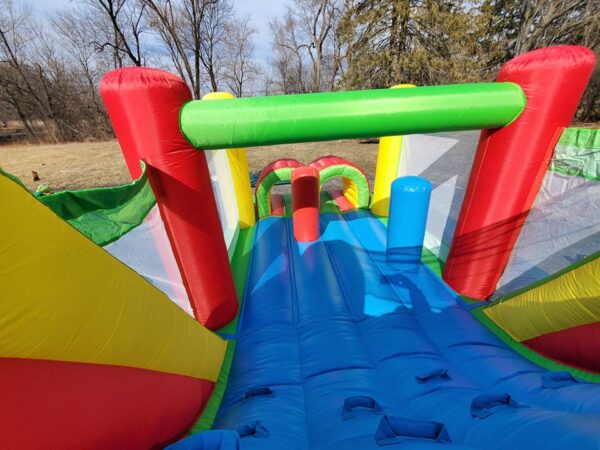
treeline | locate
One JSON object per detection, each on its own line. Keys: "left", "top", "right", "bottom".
{"left": 0, "top": 0, "right": 598, "bottom": 144}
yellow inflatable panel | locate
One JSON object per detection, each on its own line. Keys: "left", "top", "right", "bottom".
{"left": 0, "top": 171, "right": 226, "bottom": 381}
{"left": 342, "top": 178, "right": 360, "bottom": 208}
{"left": 484, "top": 255, "right": 600, "bottom": 341}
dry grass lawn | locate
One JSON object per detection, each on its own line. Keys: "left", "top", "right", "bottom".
{"left": 0, "top": 139, "right": 379, "bottom": 192}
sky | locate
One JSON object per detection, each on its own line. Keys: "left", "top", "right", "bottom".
{"left": 28, "top": 0, "right": 290, "bottom": 66}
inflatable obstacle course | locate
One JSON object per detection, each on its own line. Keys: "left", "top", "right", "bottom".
{"left": 1, "top": 45, "right": 600, "bottom": 449}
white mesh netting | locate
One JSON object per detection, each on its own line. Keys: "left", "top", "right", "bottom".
{"left": 401, "top": 131, "right": 600, "bottom": 299}
{"left": 104, "top": 205, "right": 193, "bottom": 316}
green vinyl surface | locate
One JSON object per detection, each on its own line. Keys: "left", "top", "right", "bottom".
{"left": 39, "top": 165, "right": 155, "bottom": 246}
{"left": 550, "top": 127, "right": 600, "bottom": 181}
{"left": 181, "top": 83, "right": 525, "bottom": 149}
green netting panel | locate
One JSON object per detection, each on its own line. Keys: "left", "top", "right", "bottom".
{"left": 40, "top": 165, "right": 155, "bottom": 246}
{"left": 550, "top": 128, "right": 600, "bottom": 181}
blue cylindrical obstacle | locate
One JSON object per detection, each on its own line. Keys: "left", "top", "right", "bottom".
{"left": 387, "top": 176, "right": 432, "bottom": 270}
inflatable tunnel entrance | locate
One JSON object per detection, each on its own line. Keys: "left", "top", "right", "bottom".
{"left": 310, "top": 155, "right": 371, "bottom": 210}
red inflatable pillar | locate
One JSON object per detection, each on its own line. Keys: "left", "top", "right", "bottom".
{"left": 443, "top": 46, "right": 595, "bottom": 300}
{"left": 291, "top": 166, "right": 320, "bottom": 242}
{"left": 100, "top": 68, "right": 237, "bottom": 329}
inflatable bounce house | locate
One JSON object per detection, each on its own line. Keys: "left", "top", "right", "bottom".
{"left": 3, "top": 45, "right": 600, "bottom": 449}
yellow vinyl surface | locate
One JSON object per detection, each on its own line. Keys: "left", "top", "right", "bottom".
{"left": 484, "top": 256, "right": 600, "bottom": 341}
{"left": 0, "top": 171, "right": 226, "bottom": 381}
{"left": 342, "top": 178, "right": 360, "bottom": 208}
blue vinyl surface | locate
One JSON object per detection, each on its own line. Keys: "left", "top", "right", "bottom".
{"left": 175, "top": 211, "right": 600, "bottom": 450}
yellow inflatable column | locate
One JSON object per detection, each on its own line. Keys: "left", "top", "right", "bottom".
{"left": 342, "top": 178, "right": 360, "bottom": 208}
{"left": 203, "top": 92, "right": 255, "bottom": 228}
{"left": 371, "top": 84, "right": 416, "bottom": 217}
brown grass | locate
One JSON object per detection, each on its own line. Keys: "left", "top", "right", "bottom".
{"left": 0, "top": 139, "right": 379, "bottom": 192}
{"left": 0, "top": 141, "right": 127, "bottom": 192}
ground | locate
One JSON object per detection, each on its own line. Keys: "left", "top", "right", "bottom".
{"left": 0, "top": 139, "right": 379, "bottom": 192}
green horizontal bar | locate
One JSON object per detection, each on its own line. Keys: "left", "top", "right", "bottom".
{"left": 180, "top": 83, "right": 526, "bottom": 149}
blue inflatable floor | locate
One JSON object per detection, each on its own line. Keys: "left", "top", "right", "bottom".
{"left": 213, "top": 211, "right": 600, "bottom": 449}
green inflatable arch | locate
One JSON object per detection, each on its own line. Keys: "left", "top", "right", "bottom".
{"left": 309, "top": 156, "right": 371, "bottom": 209}
{"left": 255, "top": 159, "right": 303, "bottom": 218}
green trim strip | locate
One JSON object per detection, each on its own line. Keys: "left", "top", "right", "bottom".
{"left": 189, "top": 340, "right": 237, "bottom": 433}
{"left": 283, "top": 192, "right": 293, "bottom": 217}
{"left": 227, "top": 223, "right": 241, "bottom": 262}
{"left": 191, "top": 226, "right": 257, "bottom": 432}
{"left": 550, "top": 127, "right": 600, "bottom": 181}
{"left": 39, "top": 165, "right": 156, "bottom": 246}
{"left": 181, "top": 83, "right": 526, "bottom": 149}
{"left": 218, "top": 226, "right": 256, "bottom": 336}
{"left": 422, "top": 247, "right": 444, "bottom": 278}
{"left": 472, "top": 307, "right": 600, "bottom": 383}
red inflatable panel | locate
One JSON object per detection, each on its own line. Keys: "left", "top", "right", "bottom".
{"left": 524, "top": 322, "right": 600, "bottom": 374}
{"left": 101, "top": 68, "right": 237, "bottom": 329}
{"left": 443, "top": 46, "right": 595, "bottom": 299}
{"left": 0, "top": 357, "right": 214, "bottom": 450}
{"left": 329, "top": 189, "right": 354, "bottom": 212}
{"left": 270, "top": 193, "right": 285, "bottom": 216}
{"left": 292, "top": 166, "right": 320, "bottom": 242}
{"left": 309, "top": 155, "right": 362, "bottom": 171}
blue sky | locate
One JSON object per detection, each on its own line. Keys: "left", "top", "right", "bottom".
{"left": 28, "top": 0, "right": 289, "bottom": 65}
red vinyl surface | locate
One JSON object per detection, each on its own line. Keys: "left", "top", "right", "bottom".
{"left": 329, "top": 189, "right": 354, "bottom": 212}
{"left": 524, "top": 322, "right": 600, "bottom": 374}
{"left": 443, "top": 46, "right": 595, "bottom": 299}
{"left": 270, "top": 193, "right": 285, "bottom": 216}
{"left": 0, "top": 357, "right": 214, "bottom": 450}
{"left": 100, "top": 68, "right": 238, "bottom": 329}
{"left": 291, "top": 166, "right": 320, "bottom": 242}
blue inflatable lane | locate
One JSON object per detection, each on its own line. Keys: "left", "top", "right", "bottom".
{"left": 199, "top": 212, "right": 600, "bottom": 450}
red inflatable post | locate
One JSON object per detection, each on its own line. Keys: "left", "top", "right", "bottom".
{"left": 100, "top": 68, "right": 237, "bottom": 329}
{"left": 443, "top": 46, "right": 595, "bottom": 300}
{"left": 291, "top": 166, "right": 320, "bottom": 242}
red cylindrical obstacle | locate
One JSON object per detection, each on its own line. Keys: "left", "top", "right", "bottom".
{"left": 443, "top": 46, "right": 595, "bottom": 300}
{"left": 291, "top": 166, "right": 320, "bottom": 242}
{"left": 100, "top": 68, "right": 238, "bottom": 329}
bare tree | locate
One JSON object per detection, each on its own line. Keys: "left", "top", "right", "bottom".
{"left": 0, "top": 0, "right": 54, "bottom": 139}
{"left": 200, "top": 0, "right": 232, "bottom": 92}
{"left": 270, "top": 0, "right": 342, "bottom": 93}
{"left": 223, "top": 17, "right": 260, "bottom": 97}
{"left": 270, "top": 12, "right": 309, "bottom": 93}
{"left": 52, "top": 9, "right": 113, "bottom": 136}
{"left": 144, "top": 0, "right": 231, "bottom": 98}
{"left": 89, "top": 0, "right": 147, "bottom": 67}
